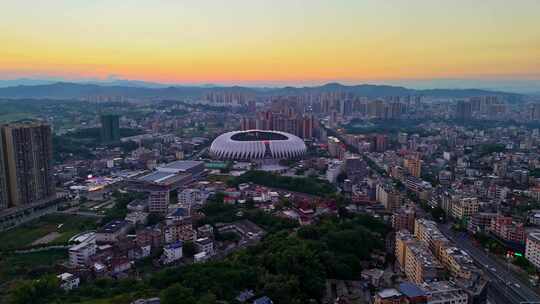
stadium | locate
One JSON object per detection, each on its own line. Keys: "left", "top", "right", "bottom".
{"left": 209, "top": 130, "right": 306, "bottom": 161}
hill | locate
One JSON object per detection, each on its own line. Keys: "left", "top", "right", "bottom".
{"left": 0, "top": 82, "right": 524, "bottom": 101}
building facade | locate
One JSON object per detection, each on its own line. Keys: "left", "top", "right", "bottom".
{"left": 0, "top": 122, "right": 55, "bottom": 208}
{"left": 526, "top": 231, "right": 540, "bottom": 269}
{"left": 100, "top": 114, "right": 120, "bottom": 143}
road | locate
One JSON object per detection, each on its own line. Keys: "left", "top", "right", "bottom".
{"left": 188, "top": 147, "right": 208, "bottom": 160}
{"left": 439, "top": 224, "right": 540, "bottom": 304}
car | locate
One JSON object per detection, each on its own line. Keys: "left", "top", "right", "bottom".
{"left": 514, "top": 283, "right": 521, "bottom": 288}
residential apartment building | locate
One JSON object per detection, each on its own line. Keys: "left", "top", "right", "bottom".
{"left": 164, "top": 218, "right": 195, "bottom": 243}
{"left": 69, "top": 240, "right": 97, "bottom": 267}
{"left": 526, "top": 231, "right": 540, "bottom": 269}
{"left": 404, "top": 155, "right": 422, "bottom": 178}
{"left": 377, "top": 184, "right": 403, "bottom": 212}
{"left": 450, "top": 197, "right": 479, "bottom": 220}
{"left": 439, "top": 246, "right": 475, "bottom": 280}
{"left": 414, "top": 218, "right": 450, "bottom": 259}
{"left": 490, "top": 215, "right": 526, "bottom": 244}
{"left": 95, "top": 220, "right": 131, "bottom": 243}
{"left": 395, "top": 230, "right": 415, "bottom": 271}
{"left": 0, "top": 122, "right": 55, "bottom": 208}
{"left": 404, "top": 240, "right": 443, "bottom": 284}
{"left": 467, "top": 212, "right": 496, "bottom": 234}
{"left": 392, "top": 205, "right": 416, "bottom": 232}
{"left": 178, "top": 188, "right": 203, "bottom": 207}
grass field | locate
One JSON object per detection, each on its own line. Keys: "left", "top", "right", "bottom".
{"left": 0, "top": 213, "right": 99, "bottom": 251}
{"left": 0, "top": 249, "right": 68, "bottom": 282}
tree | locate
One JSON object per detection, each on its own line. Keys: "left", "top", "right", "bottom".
{"left": 183, "top": 241, "right": 197, "bottom": 257}
{"left": 431, "top": 206, "right": 446, "bottom": 223}
{"left": 8, "top": 275, "right": 61, "bottom": 304}
{"left": 261, "top": 274, "right": 302, "bottom": 304}
{"left": 197, "top": 292, "right": 217, "bottom": 304}
{"left": 160, "top": 284, "right": 196, "bottom": 304}
{"left": 147, "top": 213, "right": 164, "bottom": 226}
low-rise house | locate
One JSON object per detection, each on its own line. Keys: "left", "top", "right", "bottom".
{"left": 125, "top": 211, "right": 149, "bottom": 225}
{"left": 194, "top": 251, "right": 210, "bottom": 263}
{"left": 195, "top": 237, "right": 214, "bottom": 256}
{"left": 111, "top": 257, "right": 132, "bottom": 275}
{"left": 361, "top": 268, "right": 385, "bottom": 287}
{"left": 373, "top": 289, "right": 404, "bottom": 304}
{"left": 127, "top": 199, "right": 148, "bottom": 212}
{"left": 235, "top": 290, "right": 255, "bottom": 303}
{"left": 57, "top": 273, "right": 80, "bottom": 290}
{"left": 166, "top": 208, "right": 191, "bottom": 224}
{"left": 96, "top": 220, "right": 132, "bottom": 243}
{"left": 215, "top": 220, "right": 265, "bottom": 241}
{"left": 197, "top": 224, "right": 214, "bottom": 239}
{"left": 69, "top": 240, "right": 97, "bottom": 267}
{"left": 162, "top": 241, "right": 183, "bottom": 264}
{"left": 136, "top": 226, "right": 163, "bottom": 249}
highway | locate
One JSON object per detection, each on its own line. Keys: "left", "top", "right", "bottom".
{"left": 439, "top": 224, "right": 540, "bottom": 304}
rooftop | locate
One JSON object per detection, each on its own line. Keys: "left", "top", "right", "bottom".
{"left": 97, "top": 220, "right": 130, "bottom": 234}
{"left": 399, "top": 282, "right": 426, "bottom": 298}
{"left": 157, "top": 160, "right": 204, "bottom": 173}
{"left": 165, "top": 241, "right": 183, "bottom": 249}
{"left": 377, "top": 288, "right": 402, "bottom": 299}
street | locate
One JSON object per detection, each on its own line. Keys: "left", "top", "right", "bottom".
{"left": 439, "top": 224, "right": 540, "bottom": 304}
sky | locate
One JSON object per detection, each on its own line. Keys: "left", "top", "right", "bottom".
{"left": 1, "top": 0, "right": 540, "bottom": 88}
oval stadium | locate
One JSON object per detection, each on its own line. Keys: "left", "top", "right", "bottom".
{"left": 209, "top": 130, "right": 307, "bottom": 160}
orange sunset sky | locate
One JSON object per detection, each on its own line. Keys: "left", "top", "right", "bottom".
{"left": 1, "top": 0, "right": 539, "bottom": 85}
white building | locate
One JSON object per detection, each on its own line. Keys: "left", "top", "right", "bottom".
{"left": 195, "top": 237, "right": 214, "bottom": 256}
{"left": 162, "top": 241, "right": 183, "bottom": 264}
{"left": 178, "top": 188, "right": 203, "bottom": 207}
{"left": 326, "top": 160, "right": 343, "bottom": 183}
{"left": 57, "top": 273, "right": 80, "bottom": 290}
{"left": 95, "top": 220, "right": 131, "bottom": 243}
{"left": 209, "top": 130, "right": 306, "bottom": 161}
{"left": 526, "top": 231, "right": 540, "bottom": 269}
{"left": 69, "top": 240, "right": 96, "bottom": 267}
{"left": 125, "top": 211, "right": 149, "bottom": 225}
{"left": 194, "top": 251, "right": 210, "bottom": 263}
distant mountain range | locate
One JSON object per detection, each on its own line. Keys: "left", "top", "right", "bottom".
{"left": 0, "top": 81, "right": 526, "bottom": 102}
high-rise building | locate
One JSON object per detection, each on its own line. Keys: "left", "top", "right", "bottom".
{"left": 100, "top": 114, "right": 120, "bottom": 143}
{"left": 455, "top": 100, "right": 472, "bottom": 120}
{"left": 1, "top": 122, "right": 55, "bottom": 207}
{"left": 404, "top": 155, "right": 422, "bottom": 178}
{"left": 0, "top": 131, "right": 8, "bottom": 210}
{"left": 375, "top": 134, "right": 388, "bottom": 152}
{"left": 531, "top": 104, "right": 540, "bottom": 121}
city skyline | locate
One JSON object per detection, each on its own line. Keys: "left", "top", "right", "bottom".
{"left": 1, "top": 0, "right": 539, "bottom": 86}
